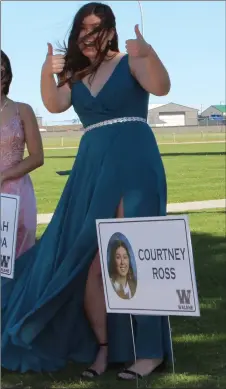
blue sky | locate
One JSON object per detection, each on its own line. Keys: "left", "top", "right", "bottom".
{"left": 2, "top": 1, "right": 225, "bottom": 125}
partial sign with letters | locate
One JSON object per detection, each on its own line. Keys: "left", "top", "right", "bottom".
{"left": 1, "top": 193, "right": 20, "bottom": 279}
{"left": 96, "top": 215, "right": 200, "bottom": 317}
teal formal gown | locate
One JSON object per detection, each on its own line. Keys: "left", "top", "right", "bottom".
{"left": 1, "top": 55, "right": 172, "bottom": 372}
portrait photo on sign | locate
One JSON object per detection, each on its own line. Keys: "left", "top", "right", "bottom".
{"left": 107, "top": 232, "right": 137, "bottom": 300}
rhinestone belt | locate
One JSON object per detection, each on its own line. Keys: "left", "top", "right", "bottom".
{"left": 84, "top": 116, "right": 147, "bottom": 132}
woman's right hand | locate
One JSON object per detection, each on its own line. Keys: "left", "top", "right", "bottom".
{"left": 41, "top": 43, "right": 72, "bottom": 114}
{"left": 42, "top": 43, "right": 65, "bottom": 76}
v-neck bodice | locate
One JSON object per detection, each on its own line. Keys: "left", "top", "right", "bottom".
{"left": 71, "top": 54, "right": 149, "bottom": 128}
{"left": 79, "top": 54, "right": 126, "bottom": 98}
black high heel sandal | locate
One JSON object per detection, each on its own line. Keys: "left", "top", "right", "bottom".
{"left": 117, "top": 360, "right": 166, "bottom": 380}
{"left": 81, "top": 342, "right": 108, "bottom": 379}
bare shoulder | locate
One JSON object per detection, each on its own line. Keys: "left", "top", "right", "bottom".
{"left": 17, "top": 102, "right": 35, "bottom": 117}
{"left": 116, "top": 52, "right": 128, "bottom": 63}
{"left": 16, "top": 103, "right": 39, "bottom": 131}
{"left": 118, "top": 52, "right": 127, "bottom": 59}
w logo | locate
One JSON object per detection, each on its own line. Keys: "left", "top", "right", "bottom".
{"left": 1, "top": 255, "right": 10, "bottom": 268}
{"left": 176, "top": 289, "right": 191, "bottom": 305}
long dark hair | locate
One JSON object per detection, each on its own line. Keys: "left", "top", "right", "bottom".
{"left": 108, "top": 240, "right": 136, "bottom": 283}
{"left": 57, "top": 2, "right": 119, "bottom": 88}
{"left": 1, "top": 50, "right": 13, "bottom": 96}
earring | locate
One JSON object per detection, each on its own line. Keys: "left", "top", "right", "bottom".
{"left": 108, "top": 40, "right": 112, "bottom": 47}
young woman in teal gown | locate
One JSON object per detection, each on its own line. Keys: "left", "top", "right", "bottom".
{"left": 1, "top": 2, "right": 172, "bottom": 380}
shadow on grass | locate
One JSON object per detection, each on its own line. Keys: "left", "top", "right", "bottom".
{"left": 44, "top": 152, "right": 226, "bottom": 160}
{"left": 2, "top": 229, "right": 226, "bottom": 389}
{"left": 161, "top": 151, "right": 226, "bottom": 157}
{"left": 191, "top": 210, "right": 225, "bottom": 215}
{"left": 45, "top": 156, "right": 75, "bottom": 159}
{"left": 169, "top": 210, "right": 225, "bottom": 216}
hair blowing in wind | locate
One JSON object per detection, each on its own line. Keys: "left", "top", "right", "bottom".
{"left": 57, "top": 2, "right": 119, "bottom": 88}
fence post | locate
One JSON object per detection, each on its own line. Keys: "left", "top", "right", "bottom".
{"left": 61, "top": 137, "right": 64, "bottom": 147}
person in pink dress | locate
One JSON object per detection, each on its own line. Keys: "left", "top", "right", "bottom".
{"left": 1, "top": 50, "right": 44, "bottom": 258}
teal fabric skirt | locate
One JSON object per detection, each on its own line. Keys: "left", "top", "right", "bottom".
{"left": 1, "top": 122, "right": 171, "bottom": 372}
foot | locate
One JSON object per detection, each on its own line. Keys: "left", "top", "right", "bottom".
{"left": 81, "top": 343, "right": 108, "bottom": 379}
{"left": 118, "top": 358, "right": 163, "bottom": 380}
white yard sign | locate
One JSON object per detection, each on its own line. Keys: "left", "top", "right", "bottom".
{"left": 96, "top": 215, "right": 200, "bottom": 317}
{"left": 1, "top": 193, "right": 20, "bottom": 279}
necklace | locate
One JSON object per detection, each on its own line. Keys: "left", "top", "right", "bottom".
{"left": 0, "top": 99, "right": 8, "bottom": 112}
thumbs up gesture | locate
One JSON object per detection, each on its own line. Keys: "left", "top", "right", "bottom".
{"left": 43, "top": 43, "right": 65, "bottom": 76}
{"left": 126, "top": 25, "right": 150, "bottom": 58}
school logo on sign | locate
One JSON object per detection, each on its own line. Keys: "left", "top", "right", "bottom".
{"left": 1, "top": 255, "right": 11, "bottom": 269}
{"left": 176, "top": 289, "right": 193, "bottom": 310}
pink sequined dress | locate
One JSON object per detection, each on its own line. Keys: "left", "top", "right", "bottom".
{"left": 0, "top": 104, "right": 37, "bottom": 258}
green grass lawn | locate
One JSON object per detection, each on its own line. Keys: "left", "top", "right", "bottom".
{"left": 2, "top": 209, "right": 226, "bottom": 389}
{"left": 30, "top": 142, "right": 225, "bottom": 214}
{"left": 41, "top": 132, "right": 226, "bottom": 148}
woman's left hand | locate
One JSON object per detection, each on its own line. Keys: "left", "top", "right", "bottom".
{"left": 126, "top": 24, "right": 150, "bottom": 58}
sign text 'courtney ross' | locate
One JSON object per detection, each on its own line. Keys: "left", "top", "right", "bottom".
{"left": 138, "top": 247, "right": 186, "bottom": 280}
